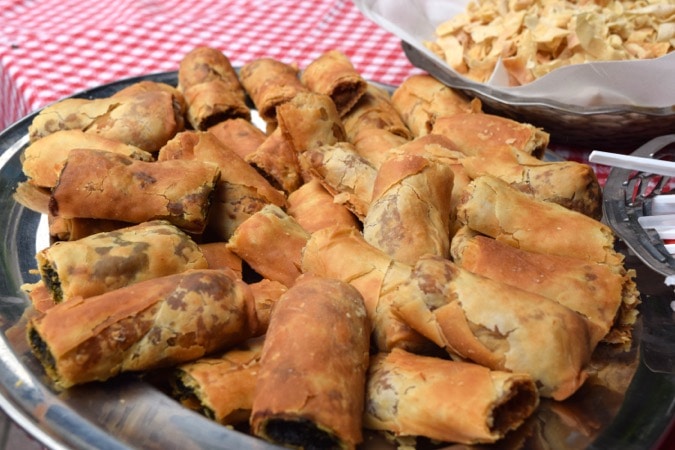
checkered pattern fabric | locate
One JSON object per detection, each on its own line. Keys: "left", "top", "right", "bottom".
{"left": 0, "top": 0, "right": 418, "bottom": 128}
{"left": 0, "top": 0, "right": 604, "bottom": 180}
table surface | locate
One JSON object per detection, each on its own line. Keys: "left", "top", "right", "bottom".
{"left": 0, "top": 1, "right": 672, "bottom": 449}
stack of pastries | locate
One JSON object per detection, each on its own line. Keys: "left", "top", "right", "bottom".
{"left": 14, "top": 46, "right": 640, "bottom": 449}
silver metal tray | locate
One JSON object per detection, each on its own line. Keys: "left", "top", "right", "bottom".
{"left": 0, "top": 72, "right": 674, "bottom": 450}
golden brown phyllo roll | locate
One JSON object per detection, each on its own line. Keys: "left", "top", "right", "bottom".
{"left": 364, "top": 348, "right": 539, "bottom": 444}
{"left": 250, "top": 275, "right": 370, "bottom": 450}
{"left": 459, "top": 146, "right": 602, "bottom": 219}
{"left": 177, "top": 46, "right": 250, "bottom": 130}
{"left": 450, "top": 227, "right": 639, "bottom": 348}
{"left": 301, "top": 225, "right": 433, "bottom": 353}
{"left": 457, "top": 175, "right": 623, "bottom": 267}
{"left": 158, "top": 130, "right": 285, "bottom": 241}
{"left": 239, "top": 58, "right": 308, "bottom": 126}
{"left": 28, "top": 269, "right": 258, "bottom": 389}
{"left": 226, "top": 205, "right": 310, "bottom": 288}
{"left": 171, "top": 336, "right": 264, "bottom": 425}
{"left": 432, "top": 112, "right": 549, "bottom": 158}
{"left": 49, "top": 148, "right": 220, "bottom": 234}
{"left": 21, "top": 129, "right": 154, "bottom": 189}
{"left": 393, "top": 255, "right": 594, "bottom": 400}
{"left": 390, "top": 73, "right": 478, "bottom": 137}
{"left": 301, "top": 49, "right": 367, "bottom": 116}
{"left": 363, "top": 153, "right": 454, "bottom": 265}
{"left": 28, "top": 89, "right": 185, "bottom": 152}
{"left": 36, "top": 220, "right": 208, "bottom": 304}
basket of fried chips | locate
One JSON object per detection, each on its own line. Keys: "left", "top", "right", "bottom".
{"left": 355, "top": 0, "right": 675, "bottom": 147}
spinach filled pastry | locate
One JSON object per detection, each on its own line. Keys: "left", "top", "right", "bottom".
{"left": 36, "top": 220, "right": 208, "bottom": 303}
{"left": 50, "top": 148, "right": 220, "bottom": 234}
{"left": 171, "top": 336, "right": 264, "bottom": 425}
{"left": 364, "top": 348, "right": 539, "bottom": 444}
{"left": 28, "top": 269, "right": 259, "bottom": 389}
{"left": 250, "top": 275, "right": 370, "bottom": 450}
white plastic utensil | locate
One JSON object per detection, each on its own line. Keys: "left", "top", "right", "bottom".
{"left": 589, "top": 150, "right": 675, "bottom": 177}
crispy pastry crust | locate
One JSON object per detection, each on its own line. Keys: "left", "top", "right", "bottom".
{"left": 28, "top": 269, "right": 258, "bottom": 389}
{"left": 457, "top": 175, "right": 623, "bottom": 267}
{"left": 451, "top": 228, "right": 637, "bottom": 346}
{"left": 301, "top": 225, "right": 434, "bottom": 353}
{"left": 287, "top": 178, "right": 359, "bottom": 233}
{"left": 363, "top": 153, "right": 454, "bottom": 265}
{"left": 22, "top": 130, "right": 153, "bottom": 189}
{"left": 250, "top": 276, "right": 370, "bottom": 450}
{"left": 172, "top": 337, "right": 264, "bottom": 425}
{"left": 50, "top": 148, "right": 220, "bottom": 234}
{"left": 226, "top": 205, "right": 310, "bottom": 287}
{"left": 36, "top": 220, "right": 208, "bottom": 303}
{"left": 393, "top": 255, "right": 595, "bottom": 400}
{"left": 364, "top": 348, "right": 539, "bottom": 444}
{"left": 301, "top": 49, "right": 368, "bottom": 116}
{"left": 390, "top": 73, "right": 478, "bottom": 137}
{"left": 432, "top": 112, "right": 549, "bottom": 158}
{"left": 177, "top": 46, "right": 250, "bottom": 130}
{"left": 239, "top": 58, "right": 308, "bottom": 124}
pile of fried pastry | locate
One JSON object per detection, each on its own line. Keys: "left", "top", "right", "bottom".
{"left": 14, "top": 46, "right": 640, "bottom": 449}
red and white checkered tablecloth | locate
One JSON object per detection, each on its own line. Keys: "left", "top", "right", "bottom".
{"left": 0, "top": 0, "right": 605, "bottom": 179}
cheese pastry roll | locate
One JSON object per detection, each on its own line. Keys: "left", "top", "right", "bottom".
{"left": 50, "top": 148, "right": 220, "bottom": 234}
{"left": 364, "top": 348, "right": 539, "bottom": 444}
{"left": 28, "top": 269, "right": 258, "bottom": 389}
{"left": 250, "top": 276, "right": 370, "bottom": 450}
{"left": 36, "top": 220, "right": 208, "bottom": 303}
{"left": 301, "top": 49, "right": 367, "bottom": 116}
